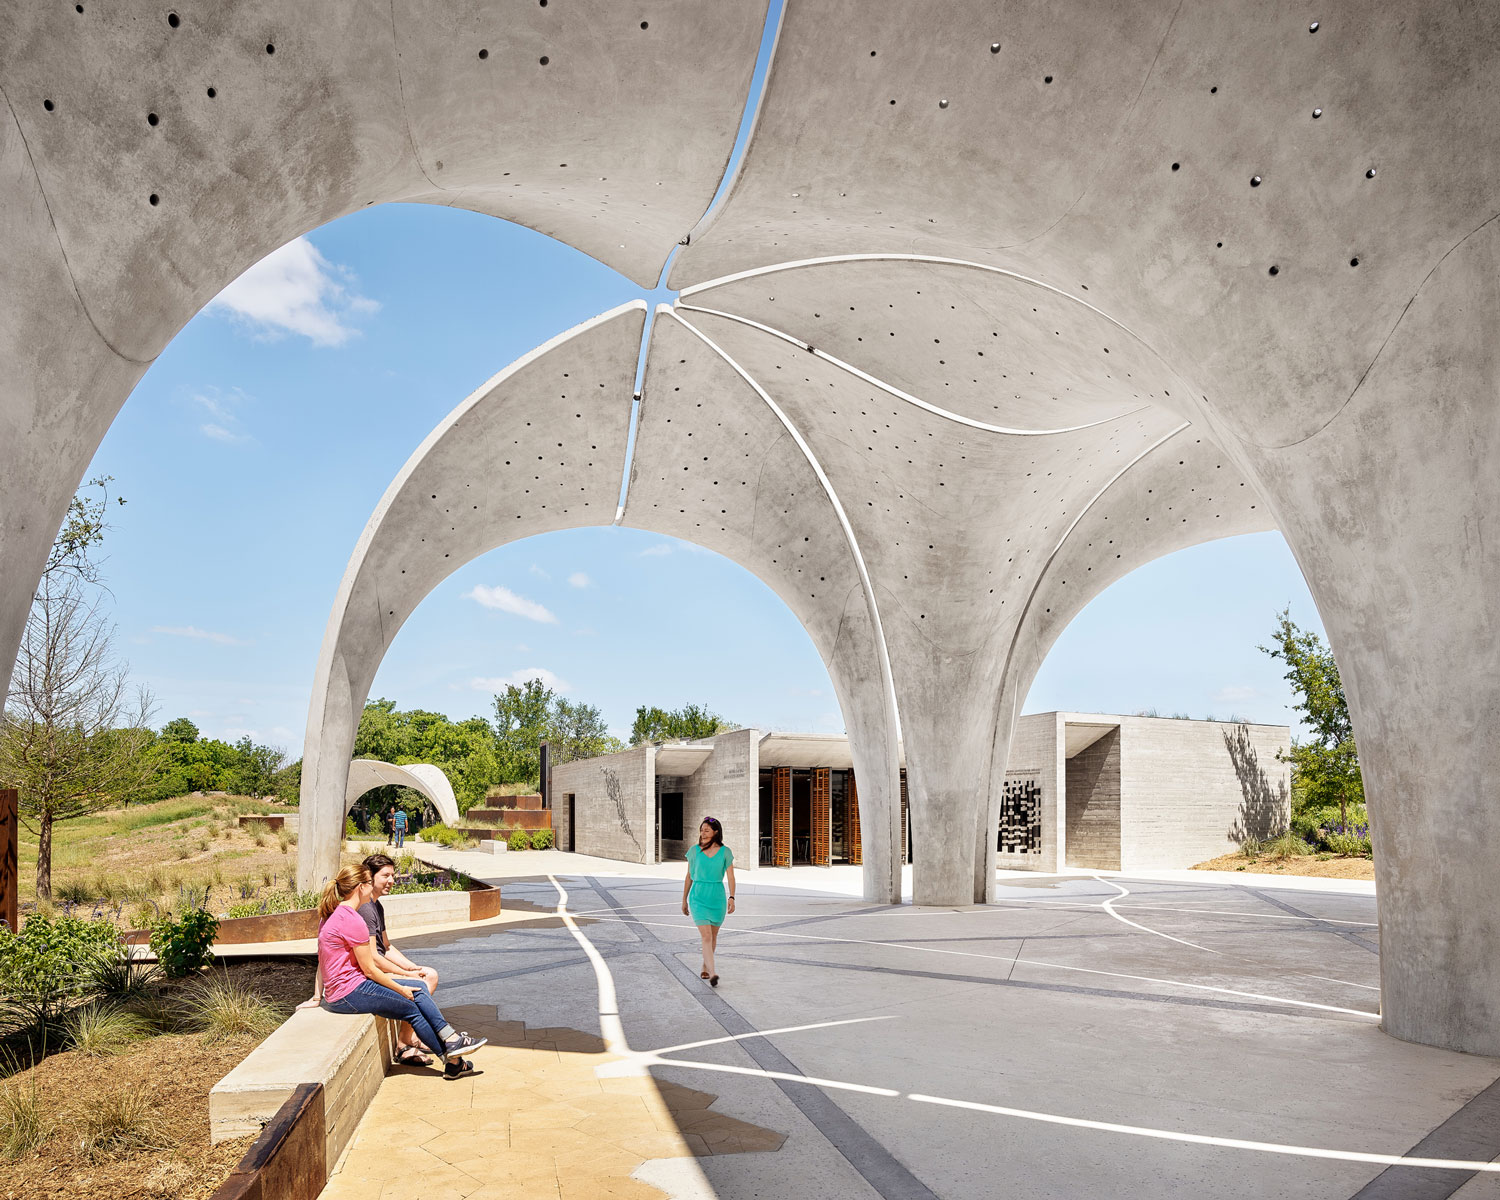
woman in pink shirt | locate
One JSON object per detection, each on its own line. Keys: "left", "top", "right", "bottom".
{"left": 315, "top": 865, "right": 485, "bottom": 1079}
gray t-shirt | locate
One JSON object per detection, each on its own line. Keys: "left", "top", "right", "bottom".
{"left": 356, "top": 898, "right": 388, "bottom": 955}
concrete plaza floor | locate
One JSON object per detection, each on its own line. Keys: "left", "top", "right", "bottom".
{"left": 324, "top": 854, "right": 1500, "bottom": 1199}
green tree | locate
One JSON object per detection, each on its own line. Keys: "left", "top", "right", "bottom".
{"left": 0, "top": 575, "right": 158, "bottom": 899}
{"left": 548, "top": 698, "right": 623, "bottom": 764}
{"left": 353, "top": 700, "right": 501, "bottom": 812}
{"left": 1259, "top": 607, "right": 1364, "bottom": 825}
{"left": 228, "top": 736, "right": 287, "bottom": 798}
{"left": 159, "top": 716, "right": 200, "bottom": 744}
{"left": 629, "top": 703, "right": 737, "bottom": 745}
{"left": 42, "top": 474, "right": 124, "bottom": 591}
{"left": 492, "top": 679, "right": 554, "bottom": 784}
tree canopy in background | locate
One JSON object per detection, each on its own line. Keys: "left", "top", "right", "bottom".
{"left": 353, "top": 698, "right": 498, "bottom": 813}
{"left": 629, "top": 703, "right": 738, "bottom": 745}
{"left": 1260, "top": 607, "right": 1364, "bottom": 823}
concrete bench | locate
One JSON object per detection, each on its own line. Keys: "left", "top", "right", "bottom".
{"left": 210, "top": 1007, "right": 397, "bottom": 1167}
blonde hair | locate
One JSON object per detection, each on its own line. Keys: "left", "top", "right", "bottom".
{"left": 319, "top": 864, "right": 369, "bottom": 923}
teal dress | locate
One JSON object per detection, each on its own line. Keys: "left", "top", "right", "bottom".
{"left": 687, "top": 844, "right": 733, "bottom": 926}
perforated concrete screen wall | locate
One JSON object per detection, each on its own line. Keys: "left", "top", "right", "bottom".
{"left": 4, "top": 0, "right": 1500, "bottom": 1056}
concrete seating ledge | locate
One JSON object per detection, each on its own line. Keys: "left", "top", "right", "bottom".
{"left": 210, "top": 1006, "right": 399, "bottom": 1172}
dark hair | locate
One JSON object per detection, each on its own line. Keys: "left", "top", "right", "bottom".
{"left": 362, "top": 853, "right": 396, "bottom": 878}
{"left": 698, "top": 817, "right": 723, "bottom": 848}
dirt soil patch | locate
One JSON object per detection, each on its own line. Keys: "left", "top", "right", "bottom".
{"left": 0, "top": 958, "right": 315, "bottom": 1200}
{"left": 1192, "top": 853, "right": 1375, "bottom": 879}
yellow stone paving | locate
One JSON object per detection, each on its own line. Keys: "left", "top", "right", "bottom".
{"left": 320, "top": 1006, "right": 785, "bottom": 1200}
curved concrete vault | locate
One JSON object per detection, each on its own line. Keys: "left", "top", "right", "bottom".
{"left": 345, "top": 759, "right": 459, "bottom": 828}
{"left": 4, "top": 1, "right": 1500, "bottom": 1054}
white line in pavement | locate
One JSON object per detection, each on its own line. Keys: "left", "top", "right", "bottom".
{"left": 647, "top": 1016, "right": 895, "bottom": 1058}
{"left": 547, "top": 874, "right": 630, "bottom": 1054}
{"left": 553, "top": 879, "right": 1495, "bottom": 1174}
{"left": 1095, "top": 877, "right": 1223, "bottom": 954}
{"left": 579, "top": 914, "right": 1379, "bottom": 1019}
{"left": 907, "top": 1093, "right": 1500, "bottom": 1172}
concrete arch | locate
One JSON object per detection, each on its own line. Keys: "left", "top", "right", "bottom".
{"left": 5, "top": 0, "right": 1500, "bottom": 1055}
{"left": 345, "top": 759, "right": 459, "bottom": 828}
{"left": 297, "top": 300, "right": 906, "bottom": 902}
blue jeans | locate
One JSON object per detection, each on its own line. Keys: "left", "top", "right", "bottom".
{"left": 394, "top": 828, "right": 406, "bottom": 847}
{"left": 324, "top": 979, "right": 454, "bottom": 1057}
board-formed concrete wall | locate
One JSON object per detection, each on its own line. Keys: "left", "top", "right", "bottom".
{"left": 677, "top": 729, "right": 759, "bottom": 867}
{"left": 552, "top": 745, "right": 656, "bottom": 866}
{"left": 5, "top": 0, "right": 1500, "bottom": 1055}
{"left": 996, "top": 713, "right": 1060, "bottom": 874}
{"left": 1118, "top": 718, "right": 1290, "bottom": 871}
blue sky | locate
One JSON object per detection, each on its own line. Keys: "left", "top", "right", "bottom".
{"left": 86, "top": 202, "right": 1325, "bottom": 757}
{"left": 79, "top": 0, "right": 1325, "bottom": 757}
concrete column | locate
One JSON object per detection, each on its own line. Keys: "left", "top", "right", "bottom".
{"left": 811, "top": 768, "right": 831, "bottom": 867}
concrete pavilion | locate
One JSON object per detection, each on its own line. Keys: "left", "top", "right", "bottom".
{"left": 5, "top": 1, "right": 1500, "bottom": 1057}
{"left": 551, "top": 715, "right": 1289, "bottom": 875}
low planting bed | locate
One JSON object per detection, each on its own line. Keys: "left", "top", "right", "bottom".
{"left": 0, "top": 921, "right": 314, "bottom": 1200}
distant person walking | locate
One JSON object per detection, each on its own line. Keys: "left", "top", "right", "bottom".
{"left": 385, "top": 806, "right": 395, "bottom": 845}
{"left": 392, "top": 807, "right": 408, "bottom": 849}
{"left": 681, "top": 817, "right": 735, "bottom": 987}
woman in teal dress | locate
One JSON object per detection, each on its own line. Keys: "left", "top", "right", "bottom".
{"left": 681, "top": 816, "right": 735, "bottom": 987}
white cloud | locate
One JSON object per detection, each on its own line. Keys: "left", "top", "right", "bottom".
{"left": 568, "top": 572, "right": 592, "bottom": 589}
{"left": 191, "top": 388, "right": 255, "bottom": 445}
{"left": 463, "top": 585, "right": 557, "bottom": 624}
{"left": 529, "top": 564, "right": 551, "bottom": 580}
{"left": 471, "top": 667, "right": 571, "bottom": 694}
{"left": 206, "top": 236, "right": 378, "bottom": 346}
{"left": 640, "top": 544, "right": 674, "bottom": 557}
{"left": 151, "top": 625, "right": 250, "bottom": 646}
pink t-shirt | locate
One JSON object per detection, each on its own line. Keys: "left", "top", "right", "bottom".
{"left": 319, "top": 903, "right": 372, "bottom": 1003}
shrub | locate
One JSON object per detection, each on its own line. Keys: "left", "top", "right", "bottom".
{"left": 0, "top": 1071, "right": 52, "bottom": 1162}
{"left": 84, "top": 945, "right": 160, "bottom": 1002}
{"left": 54, "top": 880, "right": 94, "bottom": 905}
{"left": 345, "top": 815, "right": 360, "bottom": 838}
{"left": 236, "top": 877, "right": 257, "bottom": 900}
{"left": 0, "top": 915, "right": 120, "bottom": 1031}
{"left": 1324, "top": 831, "right": 1372, "bottom": 857}
{"left": 149, "top": 909, "right": 219, "bottom": 978}
{"left": 66, "top": 1003, "right": 153, "bottom": 1056}
{"left": 252, "top": 832, "right": 268, "bottom": 848}
{"left": 1262, "top": 832, "right": 1316, "bottom": 859}
{"left": 508, "top": 830, "right": 532, "bottom": 852}
{"left": 530, "top": 828, "right": 554, "bottom": 850}
{"left": 173, "top": 844, "right": 191, "bottom": 860}
{"left": 79, "top": 1088, "right": 168, "bottom": 1161}
{"left": 181, "top": 976, "right": 285, "bottom": 1043}
{"left": 1238, "top": 836, "right": 1262, "bottom": 859}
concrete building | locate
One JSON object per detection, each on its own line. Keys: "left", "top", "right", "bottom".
{"left": 553, "top": 716, "right": 1288, "bottom": 874}
{"left": 4, "top": 1, "right": 1500, "bottom": 1054}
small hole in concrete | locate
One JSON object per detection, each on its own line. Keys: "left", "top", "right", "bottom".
{"left": 1268, "top": 264, "right": 1279, "bottom": 276}
{"left": 641, "top": 21, "right": 649, "bottom": 29}
{"left": 1210, "top": 85, "right": 1217, "bottom": 93}
{"left": 1365, "top": 166, "right": 1376, "bottom": 178}
{"left": 149, "top": 193, "right": 160, "bottom": 206}
{"left": 540, "top": 55, "right": 549, "bottom": 65}
{"left": 1171, "top": 162, "right": 1180, "bottom": 171}
{"left": 1216, "top": 241, "right": 1223, "bottom": 248}
{"left": 147, "top": 112, "right": 159, "bottom": 126}
{"left": 990, "top": 43, "right": 1001, "bottom": 53}
{"left": 167, "top": 12, "right": 179, "bottom": 28}
{"left": 1251, "top": 175, "right": 1262, "bottom": 186}
{"left": 1312, "top": 107, "right": 1323, "bottom": 118}
{"left": 265, "top": 43, "right": 275, "bottom": 54}
{"left": 207, "top": 86, "right": 216, "bottom": 97}
{"left": 1349, "top": 257, "right": 1360, "bottom": 267}
{"left": 75, "top": 3, "right": 83, "bottom": 10}
{"left": 478, "top": 48, "right": 488, "bottom": 58}
{"left": 1310, "top": 20, "right": 1320, "bottom": 32}
{"left": 1043, "top": 75, "right": 1053, "bottom": 83}
{"left": 938, "top": 99, "right": 949, "bottom": 108}
{"left": 889, "top": 99, "right": 896, "bottom": 104}
{"left": 43, "top": 99, "right": 54, "bottom": 111}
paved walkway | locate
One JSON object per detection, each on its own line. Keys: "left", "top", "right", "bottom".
{"left": 322, "top": 858, "right": 1500, "bottom": 1199}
